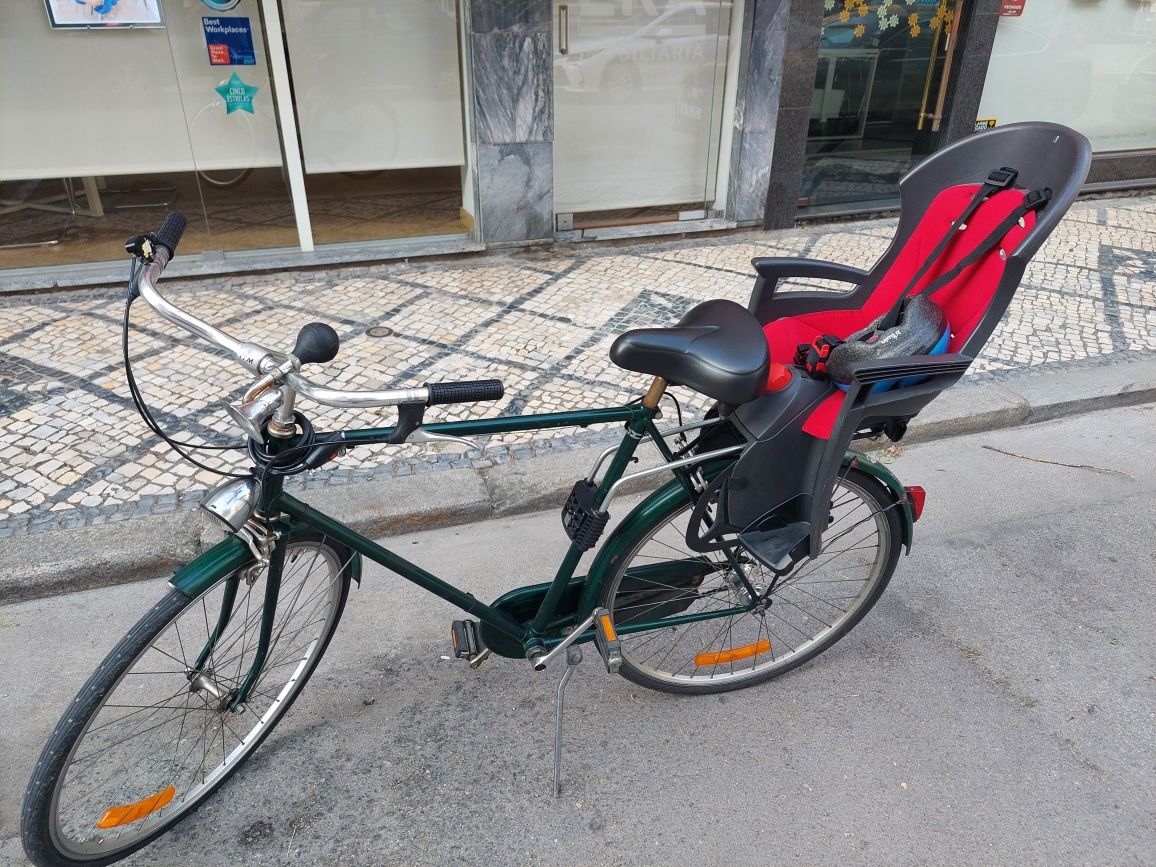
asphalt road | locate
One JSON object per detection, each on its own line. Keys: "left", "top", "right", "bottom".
{"left": 1, "top": 404, "right": 1153, "bottom": 866}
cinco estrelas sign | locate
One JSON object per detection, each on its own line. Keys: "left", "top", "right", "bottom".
{"left": 215, "top": 73, "right": 259, "bottom": 114}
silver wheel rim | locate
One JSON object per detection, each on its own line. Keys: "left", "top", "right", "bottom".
{"left": 607, "top": 65, "right": 636, "bottom": 100}
{"left": 608, "top": 476, "right": 891, "bottom": 687}
{"left": 47, "top": 538, "right": 347, "bottom": 859}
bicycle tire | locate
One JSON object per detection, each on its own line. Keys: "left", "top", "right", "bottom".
{"left": 598, "top": 467, "right": 902, "bottom": 695}
{"left": 21, "top": 529, "right": 353, "bottom": 867}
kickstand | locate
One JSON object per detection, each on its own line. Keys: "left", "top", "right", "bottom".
{"left": 552, "top": 644, "right": 583, "bottom": 799}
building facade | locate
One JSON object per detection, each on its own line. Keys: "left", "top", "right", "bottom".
{"left": 1, "top": 0, "right": 1153, "bottom": 284}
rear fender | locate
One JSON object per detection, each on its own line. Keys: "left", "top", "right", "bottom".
{"left": 845, "top": 449, "right": 915, "bottom": 554}
{"left": 577, "top": 449, "right": 915, "bottom": 618}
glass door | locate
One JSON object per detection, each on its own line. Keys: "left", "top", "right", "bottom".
{"left": 553, "top": 0, "right": 732, "bottom": 230}
{"left": 801, "top": 0, "right": 965, "bottom": 211}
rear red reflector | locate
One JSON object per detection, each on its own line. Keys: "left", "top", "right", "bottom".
{"left": 904, "top": 485, "right": 926, "bottom": 521}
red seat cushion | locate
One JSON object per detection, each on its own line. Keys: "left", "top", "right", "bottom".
{"left": 765, "top": 184, "right": 1037, "bottom": 439}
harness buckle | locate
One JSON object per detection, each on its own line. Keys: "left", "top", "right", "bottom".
{"left": 794, "top": 335, "right": 844, "bottom": 380}
{"left": 1024, "top": 187, "right": 1052, "bottom": 210}
{"left": 985, "top": 166, "right": 1019, "bottom": 189}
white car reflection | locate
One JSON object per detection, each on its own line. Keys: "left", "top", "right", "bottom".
{"left": 555, "top": 3, "right": 730, "bottom": 102}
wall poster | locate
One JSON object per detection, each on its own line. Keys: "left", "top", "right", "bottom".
{"left": 44, "top": 0, "right": 164, "bottom": 28}
{"left": 203, "top": 16, "right": 256, "bottom": 65}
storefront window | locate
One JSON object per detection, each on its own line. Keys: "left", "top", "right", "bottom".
{"left": 281, "top": 0, "right": 471, "bottom": 245}
{"left": 0, "top": 0, "right": 294, "bottom": 269}
{"left": 977, "top": 0, "right": 1156, "bottom": 152}
{"left": 801, "top": 1, "right": 958, "bottom": 209}
{"left": 0, "top": 0, "right": 471, "bottom": 273}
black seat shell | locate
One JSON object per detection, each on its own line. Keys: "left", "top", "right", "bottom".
{"left": 609, "top": 299, "right": 770, "bottom": 406}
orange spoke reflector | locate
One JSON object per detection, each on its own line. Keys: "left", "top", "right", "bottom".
{"left": 96, "top": 785, "right": 176, "bottom": 829}
{"left": 598, "top": 613, "right": 617, "bottom": 642}
{"left": 695, "top": 639, "right": 771, "bottom": 667}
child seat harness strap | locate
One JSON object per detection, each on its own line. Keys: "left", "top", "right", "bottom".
{"left": 794, "top": 169, "right": 1051, "bottom": 381}
{"left": 876, "top": 166, "right": 1017, "bottom": 328}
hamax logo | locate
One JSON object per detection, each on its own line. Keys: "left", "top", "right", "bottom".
{"left": 201, "top": 0, "right": 242, "bottom": 10}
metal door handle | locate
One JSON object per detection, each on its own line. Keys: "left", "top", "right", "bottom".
{"left": 558, "top": 4, "right": 569, "bottom": 55}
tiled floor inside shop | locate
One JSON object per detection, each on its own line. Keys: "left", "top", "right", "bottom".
{"left": 0, "top": 167, "right": 468, "bottom": 271}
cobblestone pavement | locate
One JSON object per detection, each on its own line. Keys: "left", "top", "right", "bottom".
{"left": 1, "top": 193, "right": 1153, "bottom": 538}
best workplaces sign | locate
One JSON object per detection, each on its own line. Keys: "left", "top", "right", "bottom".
{"left": 203, "top": 16, "right": 256, "bottom": 66}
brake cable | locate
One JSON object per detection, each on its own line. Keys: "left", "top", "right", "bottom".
{"left": 122, "top": 257, "right": 249, "bottom": 479}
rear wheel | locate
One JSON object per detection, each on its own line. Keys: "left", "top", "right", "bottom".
{"left": 21, "top": 529, "right": 353, "bottom": 866}
{"left": 598, "top": 468, "right": 902, "bottom": 694}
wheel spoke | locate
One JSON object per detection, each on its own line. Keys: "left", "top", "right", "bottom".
{"left": 42, "top": 537, "right": 348, "bottom": 859}
{"left": 607, "top": 472, "right": 893, "bottom": 689}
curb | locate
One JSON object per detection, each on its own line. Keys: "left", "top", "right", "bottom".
{"left": 3, "top": 355, "right": 1154, "bottom": 605}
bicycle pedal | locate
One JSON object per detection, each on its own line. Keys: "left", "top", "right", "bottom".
{"left": 450, "top": 619, "right": 490, "bottom": 666}
{"left": 591, "top": 607, "right": 622, "bottom": 674}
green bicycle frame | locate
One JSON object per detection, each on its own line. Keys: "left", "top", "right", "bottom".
{"left": 173, "top": 402, "right": 914, "bottom": 707}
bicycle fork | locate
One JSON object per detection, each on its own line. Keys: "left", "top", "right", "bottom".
{"left": 186, "top": 518, "right": 288, "bottom": 714}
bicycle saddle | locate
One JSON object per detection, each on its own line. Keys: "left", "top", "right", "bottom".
{"left": 610, "top": 299, "right": 770, "bottom": 405}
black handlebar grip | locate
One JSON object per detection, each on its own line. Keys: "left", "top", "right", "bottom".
{"left": 425, "top": 379, "right": 504, "bottom": 406}
{"left": 154, "top": 212, "right": 188, "bottom": 259}
{"left": 292, "top": 322, "right": 341, "bottom": 365}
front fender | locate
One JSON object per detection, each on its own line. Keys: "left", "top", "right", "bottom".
{"left": 576, "top": 449, "right": 915, "bottom": 618}
{"left": 170, "top": 524, "right": 364, "bottom": 598}
{"left": 168, "top": 533, "right": 253, "bottom": 598}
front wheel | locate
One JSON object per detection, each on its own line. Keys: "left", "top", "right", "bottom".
{"left": 598, "top": 467, "right": 902, "bottom": 694}
{"left": 21, "top": 529, "right": 353, "bottom": 866}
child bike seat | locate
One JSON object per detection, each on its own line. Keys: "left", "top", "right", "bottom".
{"left": 610, "top": 299, "right": 770, "bottom": 406}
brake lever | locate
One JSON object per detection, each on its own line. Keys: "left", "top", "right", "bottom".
{"left": 406, "top": 428, "right": 476, "bottom": 449}
{"left": 383, "top": 405, "right": 476, "bottom": 449}
{"left": 385, "top": 404, "right": 426, "bottom": 444}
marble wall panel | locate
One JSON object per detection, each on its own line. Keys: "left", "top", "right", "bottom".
{"left": 471, "top": 0, "right": 550, "bottom": 34}
{"left": 477, "top": 143, "right": 553, "bottom": 242}
{"left": 471, "top": 32, "right": 553, "bottom": 145}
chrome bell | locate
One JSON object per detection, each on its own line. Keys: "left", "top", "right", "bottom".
{"left": 200, "top": 477, "right": 260, "bottom": 532}
{"left": 224, "top": 388, "right": 282, "bottom": 441}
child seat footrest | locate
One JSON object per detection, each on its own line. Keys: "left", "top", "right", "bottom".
{"left": 738, "top": 522, "right": 811, "bottom": 572}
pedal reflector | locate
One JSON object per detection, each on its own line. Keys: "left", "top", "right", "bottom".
{"left": 694, "top": 639, "right": 771, "bottom": 667}
{"left": 598, "top": 613, "right": 617, "bottom": 642}
{"left": 96, "top": 785, "right": 175, "bottom": 829}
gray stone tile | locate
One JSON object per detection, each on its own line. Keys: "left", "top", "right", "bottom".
{"left": 470, "top": 0, "right": 550, "bottom": 34}
{"left": 732, "top": 130, "right": 776, "bottom": 224}
{"left": 763, "top": 105, "right": 811, "bottom": 229}
{"left": 476, "top": 142, "right": 554, "bottom": 242}
{"left": 743, "top": 27, "right": 785, "bottom": 134}
{"left": 471, "top": 32, "right": 553, "bottom": 144}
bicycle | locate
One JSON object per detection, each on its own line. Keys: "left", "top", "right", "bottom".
{"left": 23, "top": 118, "right": 1089, "bottom": 866}
{"left": 17, "top": 213, "right": 910, "bottom": 866}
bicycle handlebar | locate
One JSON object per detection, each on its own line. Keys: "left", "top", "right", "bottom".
{"left": 155, "top": 212, "right": 188, "bottom": 260}
{"left": 134, "top": 213, "right": 504, "bottom": 410}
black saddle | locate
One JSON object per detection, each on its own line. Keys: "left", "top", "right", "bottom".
{"left": 609, "top": 299, "right": 770, "bottom": 405}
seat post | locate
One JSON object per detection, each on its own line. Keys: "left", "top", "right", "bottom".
{"left": 641, "top": 376, "right": 667, "bottom": 410}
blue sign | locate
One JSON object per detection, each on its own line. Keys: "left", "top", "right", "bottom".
{"left": 215, "top": 73, "right": 259, "bottom": 114}
{"left": 203, "top": 16, "right": 255, "bottom": 66}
